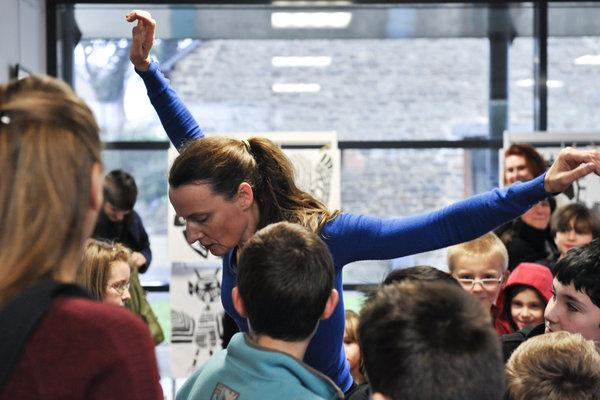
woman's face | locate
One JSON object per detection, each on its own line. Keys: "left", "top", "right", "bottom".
{"left": 521, "top": 200, "right": 551, "bottom": 230}
{"left": 343, "top": 331, "right": 361, "bottom": 380}
{"left": 504, "top": 155, "right": 534, "bottom": 185}
{"left": 104, "top": 261, "right": 131, "bottom": 307}
{"left": 554, "top": 219, "right": 594, "bottom": 255}
{"left": 169, "top": 182, "right": 255, "bottom": 256}
{"left": 510, "top": 288, "right": 545, "bottom": 330}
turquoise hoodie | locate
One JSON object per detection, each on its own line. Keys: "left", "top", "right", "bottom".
{"left": 176, "top": 333, "right": 344, "bottom": 400}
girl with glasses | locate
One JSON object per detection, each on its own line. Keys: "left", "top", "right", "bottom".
{"left": 77, "top": 239, "right": 132, "bottom": 307}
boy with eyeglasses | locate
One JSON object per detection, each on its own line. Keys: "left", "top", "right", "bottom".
{"left": 502, "top": 238, "right": 600, "bottom": 361}
{"left": 447, "top": 232, "right": 509, "bottom": 334}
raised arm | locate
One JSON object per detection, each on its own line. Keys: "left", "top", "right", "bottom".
{"left": 326, "top": 146, "right": 600, "bottom": 265}
{"left": 126, "top": 10, "right": 154, "bottom": 72}
{"left": 544, "top": 146, "right": 600, "bottom": 193}
{"left": 126, "top": 10, "right": 203, "bottom": 150}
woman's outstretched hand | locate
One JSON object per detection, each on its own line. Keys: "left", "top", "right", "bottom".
{"left": 126, "top": 10, "right": 156, "bottom": 72}
{"left": 544, "top": 147, "right": 600, "bottom": 193}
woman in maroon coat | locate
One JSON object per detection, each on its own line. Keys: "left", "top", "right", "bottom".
{"left": 0, "top": 75, "right": 163, "bottom": 399}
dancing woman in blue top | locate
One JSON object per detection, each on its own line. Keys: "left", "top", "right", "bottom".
{"left": 126, "top": 10, "right": 600, "bottom": 393}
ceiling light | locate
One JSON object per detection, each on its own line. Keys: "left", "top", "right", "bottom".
{"left": 271, "top": 12, "right": 352, "bottom": 29}
{"left": 272, "top": 1, "right": 352, "bottom": 5}
{"left": 547, "top": 80, "right": 564, "bottom": 88}
{"left": 272, "top": 83, "right": 321, "bottom": 93}
{"left": 574, "top": 54, "right": 600, "bottom": 65}
{"left": 515, "top": 79, "right": 564, "bottom": 88}
{"left": 272, "top": 56, "right": 332, "bottom": 67}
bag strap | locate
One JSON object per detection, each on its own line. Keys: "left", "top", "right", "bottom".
{"left": 0, "top": 280, "right": 91, "bottom": 392}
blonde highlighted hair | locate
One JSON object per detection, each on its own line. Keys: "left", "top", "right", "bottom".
{"left": 77, "top": 239, "right": 132, "bottom": 301}
{"left": 0, "top": 75, "right": 101, "bottom": 305}
{"left": 447, "top": 232, "right": 508, "bottom": 273}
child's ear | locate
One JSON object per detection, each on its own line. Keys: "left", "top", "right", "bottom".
{"left": 232, "top": 287, "right": 247, "bottom": 317}
{"left": 500, "top": 270, "right": 510, "bottom": 290}
{"left": 320, "top": 289, "right": 339, "bottom": 320}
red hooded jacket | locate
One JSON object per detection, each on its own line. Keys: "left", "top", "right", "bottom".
{"left": 494, "top": 262, "right": 553, "bottom": 336}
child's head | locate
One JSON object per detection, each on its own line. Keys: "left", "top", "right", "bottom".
{"left": 502, "top": 263, "right": 553, "bottom": 332}
{"left": 383, "top": 265, "right": 459, "bottom": 287}
{"left": 77, "top": 239, "right": 132, "bottom": 306}
{"left": 359, "top": 281, "right": 504, "bottom": 400}
{"left": 545, "top": 238, "right": 600, "bottom": 341}
{"left": 551, "top": 203, "right": 599, "bottom": 256}
{"left": 233, "top": 221, "right": 338, "bottom": 341}
{"left": 344, "top": 310, "right": 365, "bottom": 385}
{"left": 102, "top": 169, "right": 138, "bottom": 221}
{"left": 504, "top": 331, "right": 600, "bottom": 400}
{"left": 448, "top": 232, "right": 509, "bottom": 310}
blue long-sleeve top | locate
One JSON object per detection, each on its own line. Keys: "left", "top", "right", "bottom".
{"left": 137, "top": 61, "right": 553, "bottom": 392}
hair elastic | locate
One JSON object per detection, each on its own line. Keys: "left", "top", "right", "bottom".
{"left": 242, "top": 139, "right": 252, "bottom": 154}
{"left": 0, "top": 111, "right": 10, "bottom": 125}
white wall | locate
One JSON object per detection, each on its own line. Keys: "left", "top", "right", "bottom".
{"left": 0, "top": 0, "right": 46, "bottom": 82}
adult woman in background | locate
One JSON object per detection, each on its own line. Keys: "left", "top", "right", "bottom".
{"left": 77, "top": 239, "right": 132, "bottom": 307}
{"left": 126, "top": 9, "right": 600, "bottom": 393}
{"left": 0, "top": 75, "right": 162, "bottom": 399}
{"left": 503, "top": 143, "right": 547, "bottom": 186}
{"left": 499, "top": 144, "right": 558, "bottom": 270}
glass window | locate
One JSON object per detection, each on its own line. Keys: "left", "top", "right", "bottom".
{"left": 547, "top": 3, "right": 600, "bottom": 131}
{"left": 166, "top": 37, "right": 489, "bottom": 142}
{"left": 74, "top": 38, "right": 196, "bottom": 142}
{"left": 341, "top": 148, "right": 478, "bottom": 276}
{"left": 509, "top": 37, "right": 535, "bottom": 132}
{"left": 100, "top": 149, "right": 170, "bottom": 284}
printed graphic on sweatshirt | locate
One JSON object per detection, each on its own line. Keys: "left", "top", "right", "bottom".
{"left": 211, "top": 382, "right": 239, "bottom": 400}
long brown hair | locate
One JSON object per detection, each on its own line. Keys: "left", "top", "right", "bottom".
{"left": 0, "top": 75, "right": 101, "bottom": 305}
{"left": 169, "top": 136, "right": 340, "bottom": 233}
